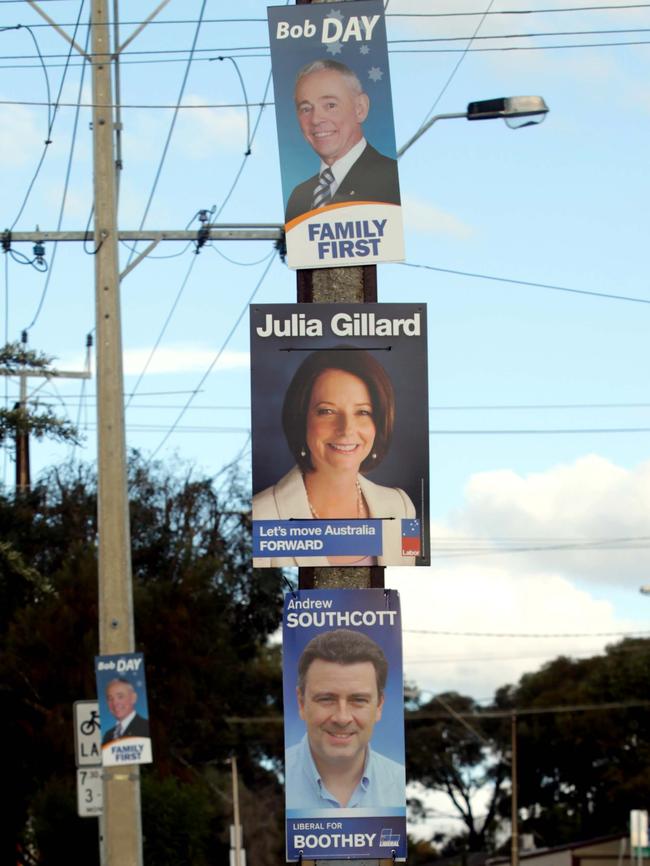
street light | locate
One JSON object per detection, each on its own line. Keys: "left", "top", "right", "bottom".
{"left": 397, "top": 95, "right": 549, "bottom": 158}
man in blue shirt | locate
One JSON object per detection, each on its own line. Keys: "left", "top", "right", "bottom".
{"left": 285, "top": 629, "right": 405, "bottom": 809}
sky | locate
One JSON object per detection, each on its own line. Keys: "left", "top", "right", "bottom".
{"left": 2, "top": 0, "right": 650, "bottom": 753}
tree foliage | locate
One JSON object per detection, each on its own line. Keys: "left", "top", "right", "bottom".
{"left": 494, "top": 640, "right": 650, "bottom": 847}
{"left": 0, "top": 341, "right": 79, "bottom": 445}
{"left": 406, "top": 691, "right": 508, "bottom": 853}
{"left": 408, "top": 640, "right": 650, "bottom": 857}
{"left": 0, "top": 453, "right": 285, "bottom": 865}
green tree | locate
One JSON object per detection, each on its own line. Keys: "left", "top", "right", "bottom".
{"left": 0, "top": 454, "right": 285, "bottom": 865}
{"left": 495, "top": 639, "right": 650, "bottom": 847}
{"left": 406, "top": 691, "right": 509, "bottom": 853}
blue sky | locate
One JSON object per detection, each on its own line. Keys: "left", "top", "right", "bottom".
{"left": 2, "top": 0, "right": 650, "bottom": 714}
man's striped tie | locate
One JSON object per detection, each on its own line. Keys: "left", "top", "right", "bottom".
{"left": 311, "top": 167, "right": 335, "bottom": 210}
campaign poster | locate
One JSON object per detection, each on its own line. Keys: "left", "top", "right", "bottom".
{"left": 94, "top": 652, "right": 152, "bottom": 767}
{"left": 267, "top": 1, "right": 404, "bottom": 269}
{"left": 283, "top": 588, "right": 407, "bottom": 861}
{"left": 250, "top": 303, "right": 430, "bottom": 568}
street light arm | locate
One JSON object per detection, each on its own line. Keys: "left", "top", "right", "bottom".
{"left": 397, "top": 112, "right": 467, "bottom": 159}
{"left": 396, "top": 96, "right": 549, "bottom": 159}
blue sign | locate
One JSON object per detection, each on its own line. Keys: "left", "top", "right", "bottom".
{"left": 283, "top": 589, "right": 407, "bottom": 861}
{"left": 253, "top": 518, "right": 383, "bottom": 557}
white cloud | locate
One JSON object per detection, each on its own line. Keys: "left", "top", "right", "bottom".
{"left": 450, "top": 455, "right": 650, "bottom": 587}
{"left": 391, "top": 554, "right": 631, "bottom": 700}
{"left": 388, "top": 454, "right": 650, "bottom": 700}
{"left": 403, "top": 197, "right": 474, "bottom": 239}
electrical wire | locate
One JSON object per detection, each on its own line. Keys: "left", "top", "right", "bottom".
{"left": 9, "top": 1, "right": 86, "bottom": 230}
{"left": 211, "top": 55, "right": 251, "bottom": 154}
{"left": 20, "top": 19, "right": 650, "bottom": 61}
{"left": 391, "top": 38, "right": 650, "bottom": 52}
{"left": 389, "top": 3, "right": 650, "bottom": 16}
{"left": 205, "top": 0, "right": 286, "bottom": 222}
{"left": 398, "top": 261, "right": 650, "bottom": 305}
{"left": 22, "top": 14, "right": 90, "bottom": 332}
{"left": 121, "top": 43, "right": 276, "bottom": 405}
{"left": 124, "top": 0, "right": 209, "bottom": 270}
{"left": 20, "top": 400, "right": 650, "bottom": 411}
{"left": 404, "top": 627, "right": 650, "bottom": 638}
{"left": 419, "top": 0, "right": 496, "bottom": 129}
{"left": 7, "top": 6, "right": 650, "bottom": 31}
{"left": 3, "top": 30, "right": 649, "bottom": 74}
{"left": 148, "top": 250, "right": 275, "bottom": 459}
{"left": 391, "top": 26, "right": 650, "bottom": 44}
{"left": 124, "top": 254, "right": 199, "bottom": 410}
{"left": 209, "top": 245, "right": 277, "bottom": 267}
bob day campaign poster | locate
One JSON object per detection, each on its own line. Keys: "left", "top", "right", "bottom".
{"left": 267, "top": 0, "right": 405, "bottom": 269}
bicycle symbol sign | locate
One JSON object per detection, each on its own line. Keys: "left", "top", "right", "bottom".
{"left": 73, "top": 700, "right": 101, "bottom": 767}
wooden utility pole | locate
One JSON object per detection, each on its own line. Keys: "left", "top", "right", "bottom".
{"left": 91, "top": 0, "right": 141, "bottom": 862}
{"left": 511, "top": 713, "right": 519, "bottom": 866}
{"left": 295, "top": 5, "right": 389, "bottom": 865}
{"left": 0, "top": 344, "right": 91, "bottom": 493}
{"left": 231, "top": 757, "right": 244, "bottom": 866}
{"left": 15, "top": 373, "right": 29, "bottom": 491}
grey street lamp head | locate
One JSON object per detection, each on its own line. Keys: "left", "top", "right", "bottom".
{"left": 467, "top": 96, "right": 549, "bottom": 128}
{"left": 397, "top": 95, "right": 549, "bottom": 157}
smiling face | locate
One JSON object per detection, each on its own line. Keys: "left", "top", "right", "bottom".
{"left": 106, "top": 681, "right": 137, "bottom": 722}
{"left": 305, "top": 369, "right": 376, "bottom": 476}
{"left": 295, "top": 68, "right": 369, "bottom": 165}
{"left": 298, "top": 658, "right": 384, "bottom": 773}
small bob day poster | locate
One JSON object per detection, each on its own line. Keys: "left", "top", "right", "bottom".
{"left": 94, "top": 652, "right": 152, "bottom": 767}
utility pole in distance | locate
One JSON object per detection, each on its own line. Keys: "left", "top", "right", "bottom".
{"left": 91, "top": 0, "right": 141, "bottom": 861}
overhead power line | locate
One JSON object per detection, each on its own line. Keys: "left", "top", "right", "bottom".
{"left": 404, "top": 628, "right": 650, "bottom": 638}
{"left": 224, "top": 699, "right": 650, "bottom": 726}
{"left": 399, "top": 262, "right": 650, "bottom": 305}
{"left": 9, "top": 4, "right": 650, "bottom": 23}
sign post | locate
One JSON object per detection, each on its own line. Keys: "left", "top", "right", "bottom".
{"left": 73, "top": 700, "right": 104, "bottom": 819}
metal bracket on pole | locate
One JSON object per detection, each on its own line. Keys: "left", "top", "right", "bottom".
{"left": 119, "top": 239, "right": 160, "bottom": 281}
{"left": 25, "top": 0, "right": 92, "bottom": 61}
{"left": 115, "top": 0, "right": 172, "bottom": 56}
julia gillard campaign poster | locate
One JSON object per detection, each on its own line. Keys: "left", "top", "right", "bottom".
{"left": 250, "top": 303, "right": 430, "bottom": 568}
{"left": 283, "top": 588, "right": 407, "bottom": 861}
{"left": 267, "top": 1, "right": 404, "bottom": 269}
{"left": 94, "top": 652, "right": 152, "bottom": 767}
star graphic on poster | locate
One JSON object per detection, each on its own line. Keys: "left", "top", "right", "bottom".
{"left": 360, "top": 44, "right": 370, "bottom": 55}
{"left": 326, "top": 40, "right": 343, "bottom": 55}
{"left": 325, "top": 8, "right": 345, "bottom": 21}
{"left": 368, "top": 66, "right": 383, "bottom": 82}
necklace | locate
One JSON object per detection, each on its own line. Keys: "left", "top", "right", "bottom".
{"left": 307, "top": 478, "right": 366, "bottom": 519}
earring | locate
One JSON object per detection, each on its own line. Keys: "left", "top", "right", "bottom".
{"left": 300, "top": 447, "right": 307, "bottom": 458}
{"left": 372, "top": 452, "right": 377, "bottom": 460}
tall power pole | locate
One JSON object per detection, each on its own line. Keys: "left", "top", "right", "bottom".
{"left": 91, "top": 0, "right": 142, "bottom": 862}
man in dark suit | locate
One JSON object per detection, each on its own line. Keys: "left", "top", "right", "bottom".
{"left": 285, "top": 59, "right": 400, "bottom": 224}
{"left": 102, "top": 678, "right": 150, "bottom": 744}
